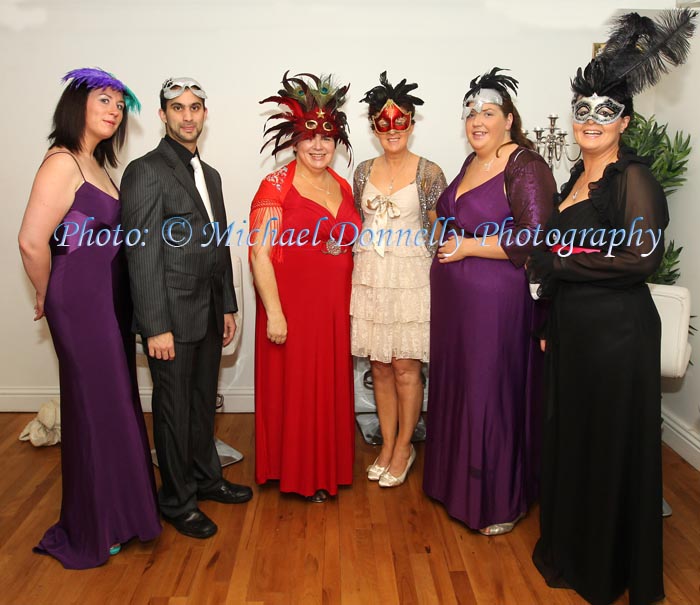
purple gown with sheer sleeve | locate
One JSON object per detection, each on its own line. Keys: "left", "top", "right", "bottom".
{"left": 34, "top": 165, "right": 161, "bottom": 569}
{"left": 423, "top": 147, "right": 555, "bottom": 529}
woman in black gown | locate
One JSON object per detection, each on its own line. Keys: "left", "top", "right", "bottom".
{"left": 528, "top": 9, "right": 696, "bottom": 605}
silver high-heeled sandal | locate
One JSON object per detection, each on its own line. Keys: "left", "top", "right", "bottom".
{"left": 479, "top": 512, "right": 525, "bottom": 536}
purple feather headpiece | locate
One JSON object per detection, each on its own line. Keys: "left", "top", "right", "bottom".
{"left": 62, "top": 68, "right": 141, "bottom": 113}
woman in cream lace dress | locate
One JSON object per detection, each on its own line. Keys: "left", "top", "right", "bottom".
{"left": 351, "top": 73, "right": 446, "bottom": 487}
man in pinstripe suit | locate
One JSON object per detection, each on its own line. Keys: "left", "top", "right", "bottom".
{"left": 121, "top": 77, "right": 252, "bottom": 539}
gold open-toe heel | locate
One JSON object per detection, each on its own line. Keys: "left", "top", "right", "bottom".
{"left": 479, "top": 512, "right": 525, "bottom": 536}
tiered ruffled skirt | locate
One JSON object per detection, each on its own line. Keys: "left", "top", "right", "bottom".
{"left": 350, "top": 246, "right": 431, "bottom": 363}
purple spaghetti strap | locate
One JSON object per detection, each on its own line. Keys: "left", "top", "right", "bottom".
{"left": 105, "top": 170, "right": 119, "bottom": 193}
{"left": 41, "top": 151, "right": 86, "bottom": 182}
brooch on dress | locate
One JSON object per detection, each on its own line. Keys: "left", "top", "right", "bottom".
{"left": 322, "top": 238, "right": 346, "bottom": 256}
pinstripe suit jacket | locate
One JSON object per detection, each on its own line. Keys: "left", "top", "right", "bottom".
{"left": 120, "top": 138, "right": 237, "bottom": 342}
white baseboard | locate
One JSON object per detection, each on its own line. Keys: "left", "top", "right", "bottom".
{"left": 662, "top": 407, "right": 700, "bottom": 471}
{"left": 4, "top": 388, "right": 696, "bottom": 469}
{"left": 0, "top": 387, "right": 60, "bottom": 412}
{"left": 0, "top": 387, "right": 255, "bottom": 413}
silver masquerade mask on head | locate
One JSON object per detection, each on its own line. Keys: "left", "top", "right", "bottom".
{"left": 161, "top": 77, "right": 208, "bottom": 100}
{"left": 461, "top": 88, "right": 503, "bottom": 119}
{"left": 572, "top": 94, "right": 625, "bottom": 125}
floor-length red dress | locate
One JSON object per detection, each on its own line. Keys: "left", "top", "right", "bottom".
{"left": 253, "top": 162, "right": 360, "bottom": 496}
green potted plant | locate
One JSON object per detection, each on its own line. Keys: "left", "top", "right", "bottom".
{"left": 621, "top": 112, "right": 692, "bottom": 285}
{"left": 622, "top": 112, "right": 694, "bottom": 379}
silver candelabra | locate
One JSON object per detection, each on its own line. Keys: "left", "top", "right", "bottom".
{"left": 530, "top": 114, "right": 580, "bottom": 168}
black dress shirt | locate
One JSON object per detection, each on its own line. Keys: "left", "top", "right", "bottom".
{"left": 164, "top": 135, "right": 200, "bottom": 179}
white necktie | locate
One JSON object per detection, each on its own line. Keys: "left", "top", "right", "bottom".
{"left": 190, "top": 155, "right": 214, "bottom": 222}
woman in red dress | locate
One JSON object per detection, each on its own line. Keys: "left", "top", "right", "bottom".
{"left": 250, "top": 72, "right": 361, "bottom": 502}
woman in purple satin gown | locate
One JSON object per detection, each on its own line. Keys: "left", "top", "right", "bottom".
{"left": 18, "top": 69, "right": 161, "bottom": 569}
{"left": 423, "top": 68, "right": 555, "bottom": 535}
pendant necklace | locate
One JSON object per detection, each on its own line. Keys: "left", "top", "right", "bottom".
{"left": 386, "top": 153, "right": 410, "bottom": 195}
{"left": 571, "top": 175, "right": 589, "bottom": 201}
{"left": 480, "top": 156, "right": 496, "bottom": 171}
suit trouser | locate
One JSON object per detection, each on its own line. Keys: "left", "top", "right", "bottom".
{"left": 148, "top": 305, "right": 223, "bottom": 517}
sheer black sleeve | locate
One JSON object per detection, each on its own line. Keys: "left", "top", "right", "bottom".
{"left": 551, "top": 163, "right": 668, "bottom": 287}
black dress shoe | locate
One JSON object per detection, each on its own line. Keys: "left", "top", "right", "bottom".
{"left": 198, "top": 479, "right": 253, "bottom": 504}
{"left": 163, "top": 508, "right": 217, "bottom": 539}
{"left": 306, "top": 489, "right": 330, "bottom": 503}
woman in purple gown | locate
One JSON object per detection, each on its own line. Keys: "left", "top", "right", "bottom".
{"left": 423, "top": 68, "right": 555, "bottom": 535}
{"left": 18, "top": 69, "right": 161, "bottom": 569}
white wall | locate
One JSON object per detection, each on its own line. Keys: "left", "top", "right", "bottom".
{"left": 7, "top": 0, "right": 698, "bottom": 468}
{"left": 651, "top": 47, "right": 700, "bottom": 470}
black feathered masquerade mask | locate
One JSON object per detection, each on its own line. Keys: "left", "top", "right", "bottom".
{"left": 571, "top": 8, "right": 697, "bottom": 121}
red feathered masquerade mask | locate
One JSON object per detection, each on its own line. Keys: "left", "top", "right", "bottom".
{"left": 260, "top": 71, "right": 352, "bottom": 160}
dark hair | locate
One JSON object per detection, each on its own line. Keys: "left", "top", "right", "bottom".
{"left": 621, "top": 97, "right": 634, "bottom": 118}
{"left": 159, "top": 89, "right": 207, "bottom": 111}
{"left": 497, "top": 95, "right": 534, "bottom": 153}
{"left": 48, "top": 83, "right": 127, "bottom": 168}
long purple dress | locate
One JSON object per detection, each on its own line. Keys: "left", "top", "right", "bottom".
{"left": 35, "top": 164, "right": 161, "bottom": 569}
{"left": 423, "top": 148, "right": 555, "bottom": 529}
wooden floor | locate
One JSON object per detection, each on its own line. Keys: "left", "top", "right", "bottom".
{"left": 1, "top": 413, "right": 699, "bottom": 605}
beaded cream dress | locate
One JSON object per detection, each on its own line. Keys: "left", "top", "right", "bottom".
{"left": 350, "top": 158, "right": 446, "bottom": 363}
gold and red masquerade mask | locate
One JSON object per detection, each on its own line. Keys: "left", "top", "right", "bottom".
{"left": 361, "top": 71, "right": 423, "bottom": 133}
{"left": 301, "top": 106, "right": 339, "bottom": 138}
{"left": 372, "top": 100, "right": 412, "bottom": 133}
{"left": 260, "top": 71, "right": 351, "bottom": 160}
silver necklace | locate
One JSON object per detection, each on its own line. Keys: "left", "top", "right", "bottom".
{"left": 571, "top": 176, "right": 588, "bottom": 201}
{"left": 480, "top": 156, "right": 496, "bottom": 171}
{"left": 386, "top": 153, "right": 410, "bottom": 195}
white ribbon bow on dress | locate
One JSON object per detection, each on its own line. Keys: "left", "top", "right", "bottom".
{"left": 366, "top": 194, "right": 401, "bottom": 257}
